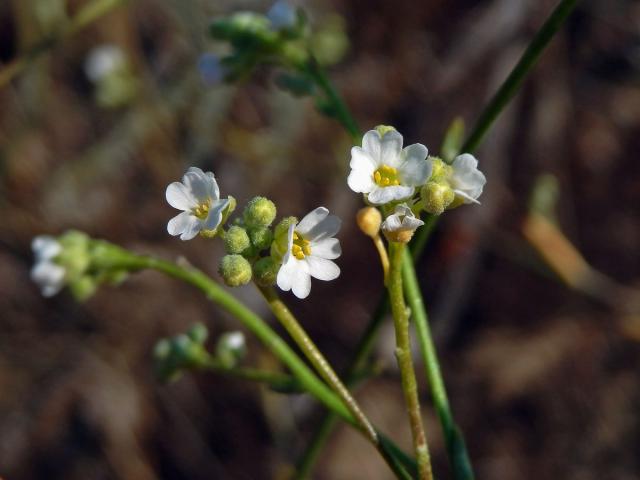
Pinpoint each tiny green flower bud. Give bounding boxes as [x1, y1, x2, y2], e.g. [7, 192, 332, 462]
[428, 156, 452, 183]
[249, 226, 273, 251]
[69, 275, 98, 302]
[187, 323, 209, 344]
[253, 256, 280, 286]
[421, 182, 455, 216]
[154, 339, 171, 360]
[216, 331, 247, 368]
[218, 254, 252, 287]
[244, 196, 277, 228]
[356, 207, 382, 238]
[375, 125, 396, 137]
[224, 226, 251, 254]
[271, 216, 297, 260]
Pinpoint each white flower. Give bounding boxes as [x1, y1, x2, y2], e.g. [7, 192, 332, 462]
[85, 45, 125, 82]
[267, 1, 297, 29]
[449, 154, 486, 204]
[276, 207, 341, 299]
[31, 236, 66, 297]
[348, 128, 431, 205]
[166, 167, 230, 241]
[381, 204, 424, 243]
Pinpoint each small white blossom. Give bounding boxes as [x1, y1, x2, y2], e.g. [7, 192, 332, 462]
[31, 236, 66, 297]
[449, 154, 486, 204]
[267, 1, 297, 29]
[348, 128, 431, 205]
[381, 204, 424, 243]
[166, 167, 230, 241]
[225, 331, 246, 350]
[85, 45, 125, 82]
[276, 207, 341, 299]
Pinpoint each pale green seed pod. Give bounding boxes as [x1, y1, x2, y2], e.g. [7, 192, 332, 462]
[224, 225, 251, 254]
[218, 254, 252, 287]
[253, 256, 280, 286]
[421, 182, 455, 216]
[249, 226, 273, 251]
[243, 196, 277, 228]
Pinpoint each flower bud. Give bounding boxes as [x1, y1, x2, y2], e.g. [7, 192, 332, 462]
[218, 254, 252, 287]
[271, 216, 297, 260]
[356, 207, 382, 238]
[224, 225, 251, 254]
[253, 256, 280, 286]
[428, 156, 452, 183]
[381, 204, 424, 244]
[69, 275, 98, 302]
[420, 182, 454, 216]
[375, 125, 396, 137]
[187, 323, 209, 344]
[244, 196, 277, 228]
[249, 226, 274, 251]
[216, 331, 247, 368]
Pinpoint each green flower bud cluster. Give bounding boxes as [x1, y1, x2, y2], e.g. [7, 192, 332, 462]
[153, 324, 210, 382]
[420, 157, 455, 215]
[219, 196, 279, 287]
[215, 331, 247, 368]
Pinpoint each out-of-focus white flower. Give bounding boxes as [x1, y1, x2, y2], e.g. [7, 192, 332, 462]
[347, 128, 431, 205]
[267, 0, 297, 29]
[276, 207, 341, 299]
[166, 167, 230, 241]
[31, 236, 66, 297]
[381, 204, 424, 243]
[85, 45, 125, 82]
[449, 154, 486, 204]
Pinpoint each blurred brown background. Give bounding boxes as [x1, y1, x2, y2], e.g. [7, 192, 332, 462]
[1, 0, 640, 479]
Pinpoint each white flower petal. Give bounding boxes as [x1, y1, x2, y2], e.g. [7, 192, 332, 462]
[347, 169, 375, 193]
[205, 171, 220, 199]
[166, 182, 197, 210]
[367, 185, 414, 205]
[31, 262, 65, 296]
[32, 236, 61, 261]
[183, 168, 214, 203]
[361, 130, 382, 161]
[306, 256, 340, 281]
[453, 189, 481, 205]
[276, 256, 296, 292]
[204, 198, 229, 230]
[402, 216, 425, 230]
[310, 237, 341, 260]
[380, 130, 404, 167]
[399, 144, 431, 186]
[167, 211, 193, 236]
[291, 265, 311, 299]
[304, 214, 341, 241]
[381, 215, 402, 232]
[350, 146, 377, 172]
[450, 154, 486, 203]
[179, 216, 203, 241]
[296, 207, 329, 235]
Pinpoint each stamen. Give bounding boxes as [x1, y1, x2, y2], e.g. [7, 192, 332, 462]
[373, 164, 401, 187]
[291, 230, 311, 260]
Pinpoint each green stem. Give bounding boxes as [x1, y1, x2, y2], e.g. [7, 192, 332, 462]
[402, 250, 474, 480]
[306, 57, 361, 141]
[0, 0, 128, 89]
[257, 285, 377, 441]
[460, 0, 580, 153]
[201, 358, 303, 392]
[389, 243, 433, 480]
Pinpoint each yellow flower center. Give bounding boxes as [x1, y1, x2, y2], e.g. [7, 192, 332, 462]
[193, 199, 212, 219]
[373, 164, 401, 187]
[291, 231, 312, 260]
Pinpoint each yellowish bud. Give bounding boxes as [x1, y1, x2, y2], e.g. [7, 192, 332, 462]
[421, 182, 455, 216]
[356, 207, 382, 238]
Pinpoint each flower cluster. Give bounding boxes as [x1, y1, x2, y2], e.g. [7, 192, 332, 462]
[348, 126, 486, 242]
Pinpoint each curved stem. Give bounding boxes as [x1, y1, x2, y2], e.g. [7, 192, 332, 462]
[402, 250, 474, 480]
[388, 243, 433, 480]
[201, 358, 303, 393]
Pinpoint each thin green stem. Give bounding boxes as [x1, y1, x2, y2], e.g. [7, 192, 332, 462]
[389, 242, 433, 480]
[201, 358, 303, 392]
[0, 0, 128, 88]
[460, 0, 580, 153]
[306, 57, 361, 141]
[257, 285, 377, 441]
[402, 250, 474, 480]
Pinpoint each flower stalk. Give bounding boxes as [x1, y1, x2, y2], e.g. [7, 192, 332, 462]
[388, 242, 433, 480]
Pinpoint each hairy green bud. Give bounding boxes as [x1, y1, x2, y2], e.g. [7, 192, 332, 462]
[271, 216, 297, 260]
[249, 226, 273, 251]
[218, 254, 252, 287]
[187, 323, 209, 344]
[429, 156, 453, 183]
[375, 125, 396, 137]
[224, 226, 251, 254]
[421, 182, 455, 216]
[253, 256, 280, 286]
[244, 196, 277, 228]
